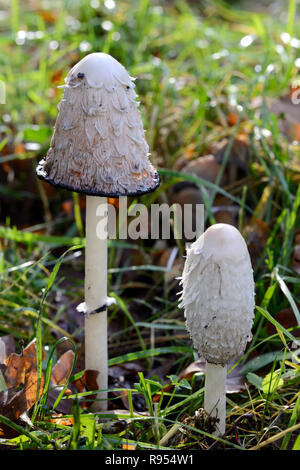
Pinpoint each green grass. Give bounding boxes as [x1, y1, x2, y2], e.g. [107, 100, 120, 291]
[0, 0, 299, 451]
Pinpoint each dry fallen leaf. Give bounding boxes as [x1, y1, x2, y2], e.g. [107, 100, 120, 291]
[182, 154, 225, 185]
[51, 350, 75, 386]
[72, 369, 99, 409]
[266, 307, 300, 338]
[212, 136, 250, 184]
[0, 340, 45, 434]
[0, 370, 44, 422]
[45, 349, 77, 414]
[4, 339, 44, 389]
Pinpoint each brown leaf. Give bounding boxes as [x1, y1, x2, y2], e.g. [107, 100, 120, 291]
[213, 136, 250, 171]
[0, 340, 45, 436]
[170, 187, 203, 213]
[0, 369, 44, 422]
[4, 339, 44, 389]
[83, 369, 99, 391]
[73, 369, 99, 408]
[51, 350, 75, 386]
[46, 384, 74, 414]
[266, 307, 300, 337]
[182, 154, 225, 185]
[4, 354, 25, 388]
[178, 357, 207, 381]
[45, 350, 77, 414]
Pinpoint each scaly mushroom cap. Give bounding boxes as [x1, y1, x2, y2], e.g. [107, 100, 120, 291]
[36, 53, 160, 197]
[179, 223, 255, 365]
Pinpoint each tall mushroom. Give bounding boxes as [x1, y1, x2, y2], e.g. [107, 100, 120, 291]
[36, 52, 160, 410]
[179, 223, 255, 435]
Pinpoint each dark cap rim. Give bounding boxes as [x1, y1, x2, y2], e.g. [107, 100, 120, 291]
[36, 159, 160, 198]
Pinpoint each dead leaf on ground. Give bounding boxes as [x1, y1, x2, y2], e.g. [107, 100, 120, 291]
[3, 339, 45, 389]
[182, 154, 226, 185]
[266, 307, 300, 338]
[0, 370, 44, 422]
[173, 144, 196, 171]
[45, 349, 76, 414]
[51, 350, 75, 386]
[46, 386, 74, 414]
[0, 340, 45, 434]
[212, 136, 250, 184]
[73, 369, 99, 409]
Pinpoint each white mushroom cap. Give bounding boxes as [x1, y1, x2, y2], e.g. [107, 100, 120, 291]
[66, 52, 132, 89]
[36, 53, 159, 196]
[179, 223, 255, 365]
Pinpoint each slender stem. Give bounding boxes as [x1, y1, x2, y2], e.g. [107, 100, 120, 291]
[84, 195, 108, 411]
[204, 362, 227, 436]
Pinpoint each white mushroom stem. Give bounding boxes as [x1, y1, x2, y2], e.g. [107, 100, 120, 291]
[204, 362, 227, 436]
[84, 195, 108, 411]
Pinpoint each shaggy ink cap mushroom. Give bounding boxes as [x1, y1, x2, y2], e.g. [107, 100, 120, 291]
[179, 223, 255, 366]
[36, 52, 160, 197]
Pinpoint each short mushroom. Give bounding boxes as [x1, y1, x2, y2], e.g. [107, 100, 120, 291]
[179, 223, 255, 435]
[36, 52, 160, 410]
